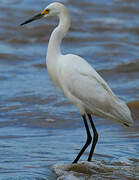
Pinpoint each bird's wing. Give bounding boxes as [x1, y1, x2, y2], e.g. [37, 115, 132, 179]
[58, 54, 133, 126]
[59, 54, 115, 97]
[58, 54, 116, 113]
[77, 70, 115, 97]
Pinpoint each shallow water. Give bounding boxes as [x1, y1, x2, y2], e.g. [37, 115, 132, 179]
[0, 0, 139, 179]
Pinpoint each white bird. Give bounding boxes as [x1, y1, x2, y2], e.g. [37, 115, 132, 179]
[21, 2, 133, 163]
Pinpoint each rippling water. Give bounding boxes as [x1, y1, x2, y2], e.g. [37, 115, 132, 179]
[0, 0, 139, 179]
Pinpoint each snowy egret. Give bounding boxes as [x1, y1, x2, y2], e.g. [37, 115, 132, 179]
[21, 2, 133, 163]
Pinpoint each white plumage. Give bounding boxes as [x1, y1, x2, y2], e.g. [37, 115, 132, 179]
[21, 2, 133, 163]
[54, 54, 133, 126]
[45, 2, 133, 127]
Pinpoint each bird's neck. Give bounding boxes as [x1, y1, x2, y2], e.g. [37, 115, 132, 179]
[47, 9, 71, 57]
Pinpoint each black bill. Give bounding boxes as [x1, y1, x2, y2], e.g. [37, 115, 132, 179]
[20, 13, 44, 26]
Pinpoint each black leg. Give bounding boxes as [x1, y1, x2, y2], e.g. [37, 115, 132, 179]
[72, 114, 92, 163]
[87, 114, 98, 162]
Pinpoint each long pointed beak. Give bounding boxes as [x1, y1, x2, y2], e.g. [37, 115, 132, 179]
[20, 13, 44, 26]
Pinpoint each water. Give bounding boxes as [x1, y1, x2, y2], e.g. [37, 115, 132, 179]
[0, 0, 139, 179]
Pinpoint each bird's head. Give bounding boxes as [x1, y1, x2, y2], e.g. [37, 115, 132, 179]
[20, 2, 66, 26]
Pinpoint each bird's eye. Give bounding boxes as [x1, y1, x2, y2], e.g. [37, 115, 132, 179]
[41, 9, 50, 15]
[45, 9, 50, 14]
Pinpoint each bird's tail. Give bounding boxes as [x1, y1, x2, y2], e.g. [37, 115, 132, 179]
[109, 96, 134, 127]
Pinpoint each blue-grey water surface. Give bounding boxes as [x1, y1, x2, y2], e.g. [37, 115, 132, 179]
[0, 0, 139, 179]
